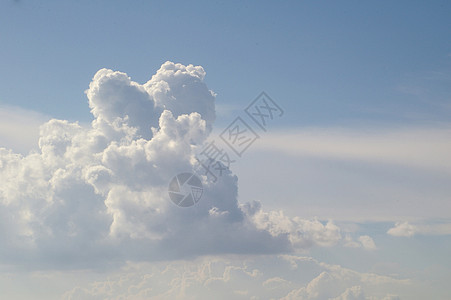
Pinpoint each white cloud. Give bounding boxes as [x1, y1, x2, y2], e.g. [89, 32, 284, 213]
[358, 235, 376, 250]
[343, 234, 361, 248]
[329, 286, 365, 300]
[4, 62, 436, 299]
[250, 208, 342, 248]
[387, 221, 451, 237]
[254, 127, 451, 174]
[343, 234, 377, 250]
[231, 125, 451, 223]
[387, 222, 417, 237]
[0, 62, 347, 269]
[60, 255, 408, 300]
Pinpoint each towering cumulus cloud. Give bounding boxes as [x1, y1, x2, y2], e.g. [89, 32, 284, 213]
[0, 62, 340, 269]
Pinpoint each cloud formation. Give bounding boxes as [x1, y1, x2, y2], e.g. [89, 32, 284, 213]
[343, 234, 377, 250]
[387, 222, 417, 237]
[387, 221, 451, 237]
[62, 255, 408, 300]
[0, 62, 343, 269]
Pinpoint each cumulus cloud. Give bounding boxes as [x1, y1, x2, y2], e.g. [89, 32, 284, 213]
[250, 208, 342, 248]
[358, 235, 376, 250]
[279, 256, 408, 300]
[0, 62, 344, 269]
[343, 234, 377, 250]
[387, 222, 417, 237]
[62, 255, 408, 300]
[387, 221, 451, 237]
[329, 286, 365, 300]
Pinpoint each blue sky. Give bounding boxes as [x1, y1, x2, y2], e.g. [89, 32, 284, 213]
[0, 1, 451, 299]
[2, 0, 451, 126]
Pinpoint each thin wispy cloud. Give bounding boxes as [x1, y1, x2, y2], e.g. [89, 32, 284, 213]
[254, 128, 451, 173]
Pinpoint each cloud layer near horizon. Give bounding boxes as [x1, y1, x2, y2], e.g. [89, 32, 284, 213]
[0, 62, 343, 269]
[61, 255, 407, 300]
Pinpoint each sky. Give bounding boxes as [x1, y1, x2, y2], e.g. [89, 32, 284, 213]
[0, 1, 451, 299]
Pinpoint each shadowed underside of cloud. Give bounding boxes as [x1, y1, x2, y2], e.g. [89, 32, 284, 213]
[0, 62, 343, 269]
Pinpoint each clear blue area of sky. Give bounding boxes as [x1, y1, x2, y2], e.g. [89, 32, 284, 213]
[1, 0, 450, 127]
